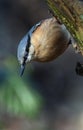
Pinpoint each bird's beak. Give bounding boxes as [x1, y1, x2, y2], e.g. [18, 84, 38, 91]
[20, 64, 25, 76]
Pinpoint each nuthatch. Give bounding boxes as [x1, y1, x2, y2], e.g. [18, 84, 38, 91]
[17, 17, 71, 76]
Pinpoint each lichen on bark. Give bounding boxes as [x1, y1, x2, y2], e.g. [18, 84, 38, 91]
[46, 0, 83, 54]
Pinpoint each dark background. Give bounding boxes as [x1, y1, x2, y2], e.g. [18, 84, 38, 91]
[0, 0, 83, 130]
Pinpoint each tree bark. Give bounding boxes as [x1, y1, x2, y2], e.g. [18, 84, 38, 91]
[46, 0, 83, 54]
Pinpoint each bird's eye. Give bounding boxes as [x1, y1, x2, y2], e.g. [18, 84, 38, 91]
[22, 53, 27, 65]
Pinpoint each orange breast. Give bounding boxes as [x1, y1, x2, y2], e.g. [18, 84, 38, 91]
[31, 17, 70, 62]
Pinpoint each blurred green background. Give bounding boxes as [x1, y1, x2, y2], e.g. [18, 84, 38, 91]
[0, 0, 83, 130]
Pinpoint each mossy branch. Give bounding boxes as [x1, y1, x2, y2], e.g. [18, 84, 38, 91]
[46, 0, 83, 55]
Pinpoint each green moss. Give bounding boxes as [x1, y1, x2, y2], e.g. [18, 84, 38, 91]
[46, 0, 83, 53]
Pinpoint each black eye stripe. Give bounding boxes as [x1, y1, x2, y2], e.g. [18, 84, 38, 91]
[22, 21, 42, 65]
[25, 21, 42, 55]
[26, 34, 31, 53]
[22, 56, 27, 66]
[22, 34, 31, 65]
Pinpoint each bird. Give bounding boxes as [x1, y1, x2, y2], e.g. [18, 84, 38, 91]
[17, 17, 71, 76]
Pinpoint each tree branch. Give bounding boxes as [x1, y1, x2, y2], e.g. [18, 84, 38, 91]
[46, 0, 83, 54]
